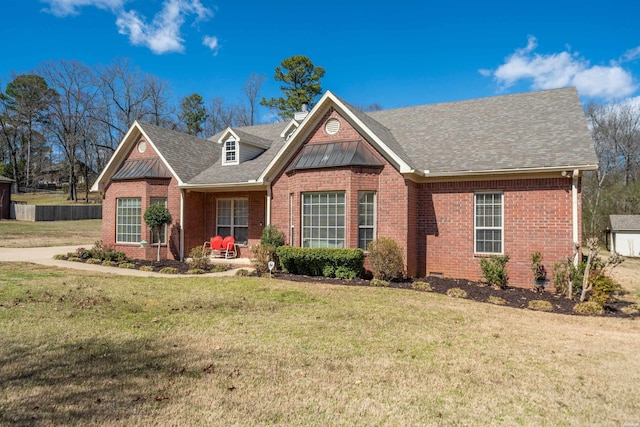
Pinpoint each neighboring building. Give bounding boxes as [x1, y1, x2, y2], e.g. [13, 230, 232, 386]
[609, 215, 640, 257]
[0, 175, 12, 220]
[91, 87, 597, 286]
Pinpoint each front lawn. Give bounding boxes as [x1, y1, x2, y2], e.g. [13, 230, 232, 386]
[0, 219, 102, 247]
[1, 263, 638, 425]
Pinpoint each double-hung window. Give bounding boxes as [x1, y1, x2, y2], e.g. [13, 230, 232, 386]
[302, 192, 345, 248]
[474, 192, 503, 254]
[150, 197, 168, 244]
[217, 199, 248, 244]
[358, 191, 376, 250]
[116, 197, 141, 243]
[224, 139, 237, 164]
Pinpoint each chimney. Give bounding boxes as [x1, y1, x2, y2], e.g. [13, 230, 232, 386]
[294, 102, 310, 122]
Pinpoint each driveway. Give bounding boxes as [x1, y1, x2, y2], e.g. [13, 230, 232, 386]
[0, 245, 252, 277]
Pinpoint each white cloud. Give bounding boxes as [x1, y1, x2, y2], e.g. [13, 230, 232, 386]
[41, 0, 124, 16]
[43, 0, 216, 55]
[484, 36, 638, 101]
[621, 46, 640, 63]
[202, 35, 219, 53]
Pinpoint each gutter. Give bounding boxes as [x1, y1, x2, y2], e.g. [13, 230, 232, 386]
[178, 181, 269, 191]
[416, 164, 598, 178]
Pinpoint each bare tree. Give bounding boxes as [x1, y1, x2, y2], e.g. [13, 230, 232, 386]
[243, 72, 265, 126]
[205, 97, 237, 136]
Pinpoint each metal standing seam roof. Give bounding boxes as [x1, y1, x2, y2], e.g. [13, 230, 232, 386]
[288, 140, 384, 171]
[610, 215, 640, 231]
[112, 158, 171, 180]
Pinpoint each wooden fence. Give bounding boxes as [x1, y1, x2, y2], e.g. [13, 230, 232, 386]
[11, 204, 102, 221]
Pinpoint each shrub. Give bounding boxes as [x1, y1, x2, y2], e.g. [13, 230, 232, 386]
[322, 265, 335, 278]
[528, 300, 553, 312]
[487, 296, 507, 305]
[211, 265, 229, 273]
[446, 288, 467, 298]
[139, 265, 154, 272]
[276, 246, 364, 278]
[589, 273, 622, 305]
[334, 266, 357, 279]
[159, 267, 178, 274]
[102, 260, 116, 267]
[251, 243, 277, 273]
[412, 281, 432, 291]
[86, 258, 102, 264]
[235, 269, 250, 277]
[118, 262, 136, 269]
[479, 255, 510, 289]
[260, 225, 285, 247]
[620, 304, 640, 316]
[76, 247, 92, 260]
[370, 279, 389, 287]
[188, 246, 209, 270]
[187, 268, 205, 275]
[67, 256, 81, 262]
[53, 254, 68, 260]
[573, 301, 604, 316]
[366, 237, 405, 280]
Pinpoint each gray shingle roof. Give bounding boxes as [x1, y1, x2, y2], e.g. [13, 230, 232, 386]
[367, 86, 596, 173]
[138, 87, 596, 187]
[610, 215, 640, 231]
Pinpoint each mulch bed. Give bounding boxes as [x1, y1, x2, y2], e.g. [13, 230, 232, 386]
[272, 272, 638, 318]
[68, 256, 638, 318]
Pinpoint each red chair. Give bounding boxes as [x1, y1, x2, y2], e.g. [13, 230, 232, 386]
[203, 235, 224, 257]
[221, 236, 236, 259]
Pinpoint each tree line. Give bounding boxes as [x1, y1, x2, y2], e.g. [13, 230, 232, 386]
[0, 55, 326, 201]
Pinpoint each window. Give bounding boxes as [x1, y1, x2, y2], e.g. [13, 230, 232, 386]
[150, 197, 167, 244]
[224, 139, 237, 164]
[217, 199, 248, 244]
[302, 192, 345, 248]
[116, 197, 141, 243]
[358, 191, 376, 250]
[475, 192, 503, 254]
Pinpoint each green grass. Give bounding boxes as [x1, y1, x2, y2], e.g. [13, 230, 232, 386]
[1, 263, 639, 426]
[0, 219, 102, 247]
[12, 191, 101, 205]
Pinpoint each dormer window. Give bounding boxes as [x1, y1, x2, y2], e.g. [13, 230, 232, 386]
[224, 138, 238, 165]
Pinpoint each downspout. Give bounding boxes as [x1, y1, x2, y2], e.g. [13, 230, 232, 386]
[180, 189, 185, 261]
[266, 185, 272, 226]
[572, 169, 580, 266]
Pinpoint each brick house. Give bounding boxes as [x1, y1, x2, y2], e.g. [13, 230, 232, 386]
[91, 87, 597, 286]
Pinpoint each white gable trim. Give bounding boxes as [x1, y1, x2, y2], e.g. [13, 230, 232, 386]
[217, 128, 239, 145]
[258, 91, 414, 183]
[89, 121, 183, 193]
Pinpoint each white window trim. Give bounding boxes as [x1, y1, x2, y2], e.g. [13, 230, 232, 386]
[474, 192, 504, 255]
[301, 191, 346, 249]
[222, 138, 239, 165]
[216, 198, 249, 244]
[358, 191, 376, 251]
[116, 197, 141, 244]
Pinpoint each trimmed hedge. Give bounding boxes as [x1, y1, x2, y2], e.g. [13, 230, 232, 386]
[276, 246, 364, 278]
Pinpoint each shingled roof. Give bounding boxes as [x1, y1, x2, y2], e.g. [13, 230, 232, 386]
[95, 87, 597, 192]
[610, 215, 640, 231]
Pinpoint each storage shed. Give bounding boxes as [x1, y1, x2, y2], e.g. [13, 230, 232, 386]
[0, 175, 12, 220]
[609, 215, 640, 257]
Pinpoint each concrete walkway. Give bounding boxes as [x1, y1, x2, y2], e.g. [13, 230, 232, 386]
[0, 245, 253, 278]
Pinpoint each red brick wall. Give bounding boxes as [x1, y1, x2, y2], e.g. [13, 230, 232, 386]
[422, 177, 577, 287]
[270, 109, 412, 273]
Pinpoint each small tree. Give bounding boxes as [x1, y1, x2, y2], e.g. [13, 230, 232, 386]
[143, 204, 172, 261]
[367, 237, 405, 280]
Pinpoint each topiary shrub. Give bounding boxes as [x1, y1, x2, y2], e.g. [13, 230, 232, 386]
[528, 300, 553, 312]
[446, 288, 467, 298]
[188, 246, 209, 270]
[573, 301, 604, 316]
[276, 247, 364, 278]
[479, 255, 510, 289]
[366, 237, 404, 280]
[159, 267, 178, 274]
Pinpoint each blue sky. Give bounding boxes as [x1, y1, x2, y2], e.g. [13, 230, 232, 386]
[2, 0, 640, 121]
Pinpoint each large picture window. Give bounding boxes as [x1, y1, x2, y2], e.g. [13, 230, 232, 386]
[150, 197, 168, 244]
[217, 199, 248, 244]
[302, 192, 345, 248]
[358, 191, 376, 250]
[116, 197, 141, 243]
[475, 192, 503, 254]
